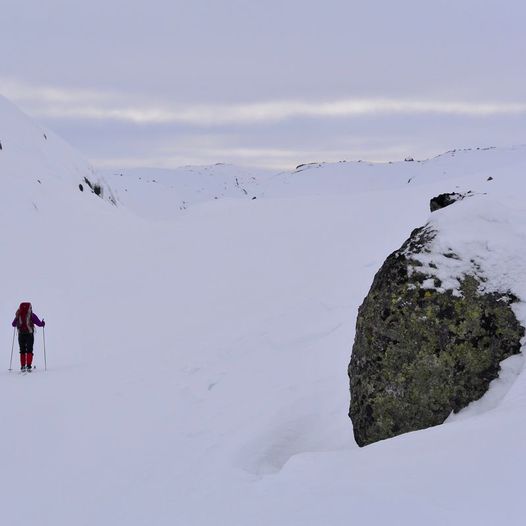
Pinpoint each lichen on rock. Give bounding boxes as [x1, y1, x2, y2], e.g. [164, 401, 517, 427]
[348, 225, 524, 447]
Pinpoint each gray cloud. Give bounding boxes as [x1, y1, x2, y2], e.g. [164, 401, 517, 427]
[1, 0, 525, 169]
[43, 110, 526, 171]
[4, 77, 526, 126]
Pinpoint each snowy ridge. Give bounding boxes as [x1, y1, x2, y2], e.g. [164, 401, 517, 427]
[105, 144, 526, 218]
[2, 93, 526, 525]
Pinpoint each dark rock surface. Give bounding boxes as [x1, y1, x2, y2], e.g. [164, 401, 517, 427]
[348, 226, 524, 447]
[430, 192, 472, 212]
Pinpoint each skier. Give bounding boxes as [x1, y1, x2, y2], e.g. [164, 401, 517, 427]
[12, 302, 45, 372]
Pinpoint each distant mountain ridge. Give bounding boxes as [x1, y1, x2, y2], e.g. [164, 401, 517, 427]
[103, 144, 526, 219]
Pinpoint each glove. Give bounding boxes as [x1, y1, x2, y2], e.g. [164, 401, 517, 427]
[42, 319, 46, 327]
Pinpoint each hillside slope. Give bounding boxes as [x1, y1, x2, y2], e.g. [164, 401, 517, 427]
[1, 95, 526, 525]
[102, 164, 269, 219]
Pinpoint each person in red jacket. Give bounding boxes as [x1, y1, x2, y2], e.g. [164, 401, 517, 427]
[12, 302, 45, 371]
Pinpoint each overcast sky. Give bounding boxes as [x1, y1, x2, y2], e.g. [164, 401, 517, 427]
[1, 0, 525, 170]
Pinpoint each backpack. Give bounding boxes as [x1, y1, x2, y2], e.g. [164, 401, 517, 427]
[17, 302, 34, 334]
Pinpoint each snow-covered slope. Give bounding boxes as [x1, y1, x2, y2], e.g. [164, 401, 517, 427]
[0, 94, 114, 208]
[104, 145, 526, 219]
[2, 94, 526, 525]
[103, 164, 269, 219]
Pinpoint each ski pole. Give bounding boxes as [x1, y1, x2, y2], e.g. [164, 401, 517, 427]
[9, 327, 15, 371]
[43, 326, 47, 371]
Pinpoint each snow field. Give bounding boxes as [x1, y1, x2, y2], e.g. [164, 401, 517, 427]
[3, 94, 526, 524]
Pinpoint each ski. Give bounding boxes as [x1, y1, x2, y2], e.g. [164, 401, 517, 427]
[18, 366, 36, 375]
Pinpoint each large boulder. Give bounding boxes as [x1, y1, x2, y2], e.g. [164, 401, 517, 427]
[348, 226, 524, 447]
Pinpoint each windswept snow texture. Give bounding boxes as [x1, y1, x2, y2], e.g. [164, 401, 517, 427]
[2, 98, 526, 525]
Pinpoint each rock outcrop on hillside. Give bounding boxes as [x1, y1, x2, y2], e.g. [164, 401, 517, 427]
[429, 191, 472, 212]
[348, 225, 524, 447]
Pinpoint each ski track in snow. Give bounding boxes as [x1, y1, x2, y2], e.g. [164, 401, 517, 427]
[3, 95, 526, 524]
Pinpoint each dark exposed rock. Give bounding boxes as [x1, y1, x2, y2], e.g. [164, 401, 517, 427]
[295, 162, 320, 171]
[82, 176, 117, 205]
[430, 192, 472, 212]
[348, 226, 524, 447]
[83, 176, 102, 197]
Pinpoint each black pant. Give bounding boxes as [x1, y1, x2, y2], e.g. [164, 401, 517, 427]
[18, 333, 34, 354]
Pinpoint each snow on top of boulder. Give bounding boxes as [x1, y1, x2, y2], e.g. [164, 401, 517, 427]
[412, 194, 526, 297]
